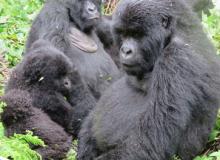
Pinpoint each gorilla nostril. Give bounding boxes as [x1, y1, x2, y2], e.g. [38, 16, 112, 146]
[87, 2, 96, 13]
[121, 47, 133, 55]
[88, 7, 95, 12]
[126, 49, 132, 55]
[64, 78, 71, 88]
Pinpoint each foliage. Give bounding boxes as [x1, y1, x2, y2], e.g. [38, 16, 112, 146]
[64, 141, 77, 160]
[194, 151, 220, 160]
[0, 53, 9, 95]
[103, 0, 119, 15]
[0, 0, 44, 66]
[0, 131, 45, 160]
[202, 8, 220, 55]
[209, 112, 220, 142]
[0, 101, 45, 160]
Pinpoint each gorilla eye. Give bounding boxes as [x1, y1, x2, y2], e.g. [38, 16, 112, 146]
[114, 28, 123, 35]
[129, 30, 144, 39]
[162, 16, 171, 29]
[132, 32, 141, 38]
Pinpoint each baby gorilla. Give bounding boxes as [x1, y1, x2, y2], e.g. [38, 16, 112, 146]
[77, 0, 220, 160]
[5, 40, 96, 138]
[1, 89, 72, 160]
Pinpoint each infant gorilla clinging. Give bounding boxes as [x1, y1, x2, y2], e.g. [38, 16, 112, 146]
[2, 40, 96, 159]
[5, 40, 96, 138]
[77, 0, 220, 160]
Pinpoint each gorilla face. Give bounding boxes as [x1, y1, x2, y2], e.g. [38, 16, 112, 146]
[21, 45, 82, 97]
[67, 0, 101, 32]
[113, 1, 175, 78]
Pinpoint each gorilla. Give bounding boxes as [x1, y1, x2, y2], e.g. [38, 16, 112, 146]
[185, 0, 214, 18]
[1, 90, 72, 159]
[95, 0, 216, 69]
[77, 0, 220, 160]
[96, 15, 121, 68]
[25, 0, 120, 100]
[175, 0, 219, 68]
[5, 40, 96, 138]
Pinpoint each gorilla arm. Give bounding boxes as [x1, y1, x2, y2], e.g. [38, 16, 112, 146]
[67, 80, 96, 138]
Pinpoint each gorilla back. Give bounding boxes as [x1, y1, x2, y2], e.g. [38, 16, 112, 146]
[25, 0, 120, 99]
[77, 0, 220, 159]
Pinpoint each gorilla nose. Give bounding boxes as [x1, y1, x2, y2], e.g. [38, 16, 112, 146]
[87, 2, 97, 14]
[120, 46, 134, 59]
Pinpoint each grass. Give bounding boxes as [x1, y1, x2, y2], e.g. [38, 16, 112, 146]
[0, 0, 220, 159]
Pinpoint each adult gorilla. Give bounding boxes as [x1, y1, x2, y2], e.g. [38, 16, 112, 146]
[77, 0, 220, 159]
[25, 0, 120, 99]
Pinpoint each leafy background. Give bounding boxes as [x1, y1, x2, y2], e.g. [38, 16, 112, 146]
[0, 0, 220, 159]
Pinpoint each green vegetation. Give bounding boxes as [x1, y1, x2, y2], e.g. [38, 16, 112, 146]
[0, 1, 45, 159]
[0, 0, 220, 159]
[203, 8, 220, 55]
[0, 102, 44, 160]
[0, 130, 45, 160]
[0, 0, 43, 66]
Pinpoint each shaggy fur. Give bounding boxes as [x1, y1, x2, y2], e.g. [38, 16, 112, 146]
[1, 90, 72, 160]
[25, 0, 120, 100]
[95, 0, 216, 68]
[77, 0, 220, 159]
[6, 40, 96, 138]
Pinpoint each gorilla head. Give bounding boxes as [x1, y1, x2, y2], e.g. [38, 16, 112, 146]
[113, 0, 175, 78]
[65, 0, 101, 32]
[6, 39, 96, 137]
[7, 39, 78, 97]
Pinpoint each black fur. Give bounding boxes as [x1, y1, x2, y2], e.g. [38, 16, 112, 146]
[1, 89, 72, 160]
[5, 40, 96, 138]
[25, 0, 120, 100]
[95, 0, 216, 68]
[96, 16, 121, 68]
[77, 0, 220, 159]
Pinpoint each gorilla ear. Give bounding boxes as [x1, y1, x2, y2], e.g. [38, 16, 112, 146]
[161, 16, 173, 29]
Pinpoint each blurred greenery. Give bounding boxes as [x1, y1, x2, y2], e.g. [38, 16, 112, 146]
[0, 0, 220, 160]
[0, 0, 44, 66]
[203, 8, 220, 55]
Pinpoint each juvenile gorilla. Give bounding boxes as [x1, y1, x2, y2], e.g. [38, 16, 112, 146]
[77, 0, 220, 159]
[6, 40, 96, 138]
[1, 90, 72, 159]
[95, 0, 216, 68]
[25, 0, 120, 100]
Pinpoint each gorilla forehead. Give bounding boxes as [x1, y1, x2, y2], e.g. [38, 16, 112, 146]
[113, 0, 175, 26]
[62, 0, 101, 5]
[23, 47, 73, 77]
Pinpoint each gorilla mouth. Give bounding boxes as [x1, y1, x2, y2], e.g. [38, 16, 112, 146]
[122, 63, 140, 73]
[122, 63, 135, 68]
[88, 16, 99, 20]
[122, 62, 139, 68]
